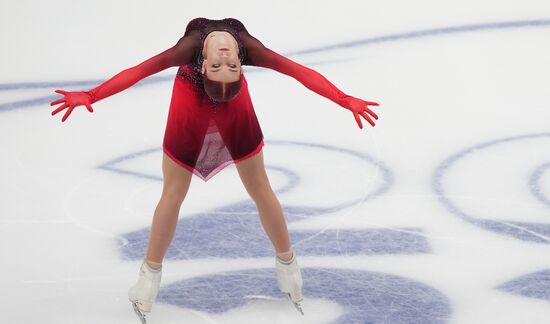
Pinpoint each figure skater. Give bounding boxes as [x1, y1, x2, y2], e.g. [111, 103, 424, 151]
[50, 17, 380, 322]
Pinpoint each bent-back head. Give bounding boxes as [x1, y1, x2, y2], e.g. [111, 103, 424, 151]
[201, 31, 243, 102]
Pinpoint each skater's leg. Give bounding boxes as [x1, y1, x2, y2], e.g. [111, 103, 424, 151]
[235, 149, 291, 254]
[128, 153, 193, 320]
[236, 149, 304, 312]
[145, 152, 193, 264]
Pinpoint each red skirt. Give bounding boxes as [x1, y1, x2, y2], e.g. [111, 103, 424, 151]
[162, 65, 264, 182]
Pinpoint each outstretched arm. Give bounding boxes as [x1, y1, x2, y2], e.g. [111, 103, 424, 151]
[85, 35, 197, 103]
[50, 33, 198, 122]
[243, 33, 380, 128]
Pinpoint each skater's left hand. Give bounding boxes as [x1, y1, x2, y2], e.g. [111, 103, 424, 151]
[340, 96, 380, 129]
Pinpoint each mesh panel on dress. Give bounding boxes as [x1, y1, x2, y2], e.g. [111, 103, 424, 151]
[194, 120, 234, 180]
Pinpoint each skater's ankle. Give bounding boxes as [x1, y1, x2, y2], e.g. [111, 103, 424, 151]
[276, 248, 294, 264]
[145, 259, 162, 271]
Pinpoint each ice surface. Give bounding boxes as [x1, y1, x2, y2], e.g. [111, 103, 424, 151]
[2, 1, 550, 323]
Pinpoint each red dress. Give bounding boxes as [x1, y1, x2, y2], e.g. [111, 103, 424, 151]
[162, 18, 265, 181]
[84, 17, 351, 182]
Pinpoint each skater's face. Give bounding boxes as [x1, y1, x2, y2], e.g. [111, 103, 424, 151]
[201, 31, 242, 83]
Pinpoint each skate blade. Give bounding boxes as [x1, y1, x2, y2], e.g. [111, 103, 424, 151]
[286, 293, 304, 315]
[131, 301, 148, 324]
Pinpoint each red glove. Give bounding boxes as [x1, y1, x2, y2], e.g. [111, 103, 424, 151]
[340, 96, 380, 129]
[50, 90, 94, 122]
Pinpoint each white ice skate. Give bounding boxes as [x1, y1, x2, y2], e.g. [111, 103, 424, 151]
[128, 261, 162, 324]
[275, 250, 304, 315]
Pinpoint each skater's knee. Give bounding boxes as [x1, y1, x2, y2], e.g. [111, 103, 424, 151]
[160, 186, 188, 206]
[248, 184, 276, 204]
[160, 175, 191, 206]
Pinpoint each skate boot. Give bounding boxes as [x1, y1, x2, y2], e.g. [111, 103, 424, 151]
[128, 261, 162, 324]
[275, 248, 304, 315]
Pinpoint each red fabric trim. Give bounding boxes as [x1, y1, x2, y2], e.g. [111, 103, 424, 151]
[234, 139, 264, 163]
[162, 145, 208, 181]
[162, 139, 265, 182]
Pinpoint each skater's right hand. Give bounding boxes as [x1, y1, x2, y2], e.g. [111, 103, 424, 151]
[50, 89, 94, 122]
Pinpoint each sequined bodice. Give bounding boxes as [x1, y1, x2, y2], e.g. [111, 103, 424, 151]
[185, 17, 248, 65]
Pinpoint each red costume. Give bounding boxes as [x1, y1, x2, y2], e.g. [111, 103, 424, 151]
[51, 18, 379, 181]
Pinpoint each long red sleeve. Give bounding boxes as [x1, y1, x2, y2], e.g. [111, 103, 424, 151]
[86, 33, 199, 103]
[242, 32, 349, 107]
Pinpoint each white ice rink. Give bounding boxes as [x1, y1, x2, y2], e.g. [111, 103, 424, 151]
[2, 1, 550, 323]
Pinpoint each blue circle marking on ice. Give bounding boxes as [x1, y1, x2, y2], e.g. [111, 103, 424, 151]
[109, 140, 429, 261]
[434, 135, 550, 302]
[285, 19, 550, 56]
[3, 19, 550, 112]
[497, 269, 550, 303]
[158, 267, 452, 324]
[433, 133, 550, 243]
[529, 161, 550, 209]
